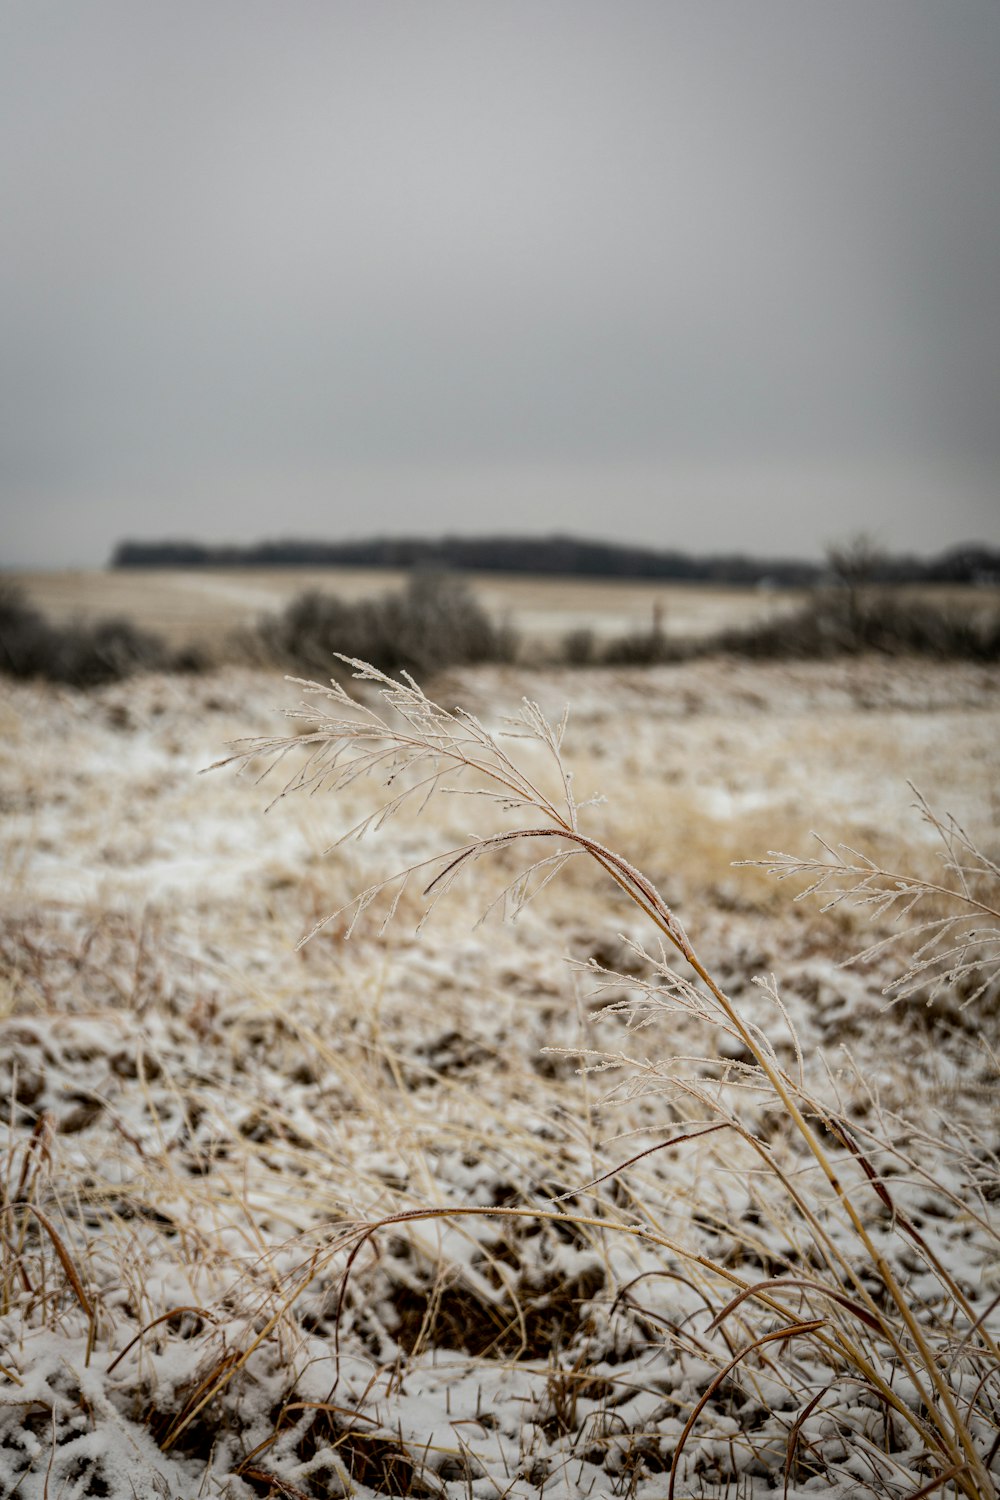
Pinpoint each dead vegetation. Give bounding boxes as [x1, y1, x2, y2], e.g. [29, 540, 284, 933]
[0, 659, 998, 1497]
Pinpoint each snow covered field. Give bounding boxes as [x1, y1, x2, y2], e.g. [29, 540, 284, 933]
[1, 658, 998, 1498]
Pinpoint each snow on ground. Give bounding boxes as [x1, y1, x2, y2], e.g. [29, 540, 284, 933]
[1, 659, 998, 1498]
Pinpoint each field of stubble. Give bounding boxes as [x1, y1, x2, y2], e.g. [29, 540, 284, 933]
[1, 636, 998, 1497]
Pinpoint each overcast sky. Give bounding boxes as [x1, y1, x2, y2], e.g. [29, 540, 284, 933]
[2, 2, 998, 567]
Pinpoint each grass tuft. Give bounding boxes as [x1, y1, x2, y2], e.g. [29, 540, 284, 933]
[2, 655, 997, 1497]
[218, 656, 1000, 1498]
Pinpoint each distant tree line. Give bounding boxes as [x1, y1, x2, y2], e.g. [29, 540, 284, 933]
[110, 534, 1000, 586]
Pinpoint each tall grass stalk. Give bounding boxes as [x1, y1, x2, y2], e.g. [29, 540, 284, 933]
[220, 657, 1000, 1497]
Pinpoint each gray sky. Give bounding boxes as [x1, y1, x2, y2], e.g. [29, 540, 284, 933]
[2, 1, 998, 567]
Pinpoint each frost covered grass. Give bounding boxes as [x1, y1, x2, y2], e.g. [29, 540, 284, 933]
[0, 658, 998, 1497]
[214, 660, 1000, 1499]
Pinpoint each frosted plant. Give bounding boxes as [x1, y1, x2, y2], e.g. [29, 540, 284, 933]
[217, 658, 1000, 1499]
[746, 784, 1000, 1009]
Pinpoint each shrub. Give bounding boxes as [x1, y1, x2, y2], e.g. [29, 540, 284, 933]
[0, 583, 50, 677]
[0, 580, 174, 686]
[561, 625, 598, 665]
[257, 571, 518, 677]
[601, 626, 689, 665]
[219, 659, 1000, 1498]
[48, 616, 170, 687]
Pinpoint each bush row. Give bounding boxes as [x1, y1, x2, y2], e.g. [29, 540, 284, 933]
[711, 590, 1000, 662]
[3, 577, 997, 689]
[566, 590, 1000, 666]
[0, 586, 200, 688]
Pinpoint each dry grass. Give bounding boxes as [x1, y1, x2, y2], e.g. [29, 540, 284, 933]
[209, 658, 1000, 1498]
[0, 658, 998, 1497]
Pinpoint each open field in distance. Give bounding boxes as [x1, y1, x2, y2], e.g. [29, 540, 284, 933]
[13, 566, 998, 658]
[11, 566, 816, 650]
